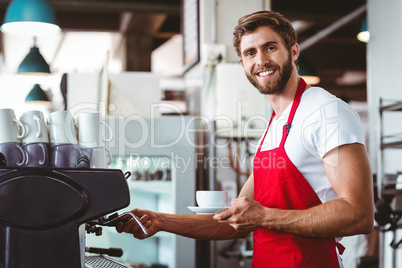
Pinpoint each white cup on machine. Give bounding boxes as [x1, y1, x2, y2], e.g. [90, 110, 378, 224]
[77, 112, 113, 148]
[0, 108, 26, 143]
[19, 110, 50, 167]
[47, 110, 78, 144]
[89, 147, 112, 168]
[20, 110, 49, 143]
[196, 191, 228, 208]
[0, 108, 27, 166]
[77, 112, 113, 168]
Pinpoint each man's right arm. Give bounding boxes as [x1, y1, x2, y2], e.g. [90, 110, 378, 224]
[115, 173, 255, 241]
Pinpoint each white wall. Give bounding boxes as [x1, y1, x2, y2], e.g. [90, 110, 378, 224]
[367, 0, 402, 267]
[367, 0, 402, 173]
[67, 72, 161, 118]
[200, 0, 271, 63]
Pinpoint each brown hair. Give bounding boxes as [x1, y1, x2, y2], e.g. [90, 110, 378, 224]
[233, 10, 297, 58]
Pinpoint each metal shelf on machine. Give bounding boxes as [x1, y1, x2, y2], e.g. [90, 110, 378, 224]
[380, 100, 402, 112]
[381, 139, 402, 149]
[379, 99, 402, 149]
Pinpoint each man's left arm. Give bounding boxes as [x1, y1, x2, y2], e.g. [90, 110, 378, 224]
[317, 143, 374, 237]
[215, 143, 374, 238]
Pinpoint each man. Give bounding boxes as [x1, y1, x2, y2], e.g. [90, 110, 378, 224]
[116, 10, 374, 267]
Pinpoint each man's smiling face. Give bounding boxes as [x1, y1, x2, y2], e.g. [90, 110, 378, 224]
[239, 25, 296, 95]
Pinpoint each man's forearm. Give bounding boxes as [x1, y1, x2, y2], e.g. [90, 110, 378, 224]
[264, 198, 374, 238]
[157, 212, 249, 240]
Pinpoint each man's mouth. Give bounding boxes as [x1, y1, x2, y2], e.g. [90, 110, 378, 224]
[257, 69, 275, 77]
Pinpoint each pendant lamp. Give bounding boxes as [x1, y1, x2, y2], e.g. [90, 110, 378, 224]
[25, 83, 52, 109]
[1, 0, 60, 36]
[357, 17, 369, 43]
[298, 53, 320, 85]
[18, 37, 51, 75]
[26, 83, 49, 102]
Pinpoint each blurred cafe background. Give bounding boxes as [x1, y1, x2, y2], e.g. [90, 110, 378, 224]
[0, 0, 402, 267]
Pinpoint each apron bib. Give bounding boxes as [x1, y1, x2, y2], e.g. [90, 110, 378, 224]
[252, 78, 342, 267]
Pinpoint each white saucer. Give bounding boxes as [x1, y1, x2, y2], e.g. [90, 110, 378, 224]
[187, 206, 229, 215]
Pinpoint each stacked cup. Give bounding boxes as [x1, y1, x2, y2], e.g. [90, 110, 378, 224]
[77, 112, 113, 168]
[0, 108, 27, 167]
[47, 110, 78, 145]
[0, 108, 112, 169]
[47, 110, 92, 168]
[20, 110, 49, 167]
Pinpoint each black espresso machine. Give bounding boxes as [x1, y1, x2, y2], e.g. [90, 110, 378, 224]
[0, 167, 132, 268]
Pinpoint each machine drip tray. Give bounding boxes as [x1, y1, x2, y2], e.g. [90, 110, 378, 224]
[85, 255, 131, 268]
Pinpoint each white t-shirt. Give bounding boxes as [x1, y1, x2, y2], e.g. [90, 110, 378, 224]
[258, 86, 365, 204]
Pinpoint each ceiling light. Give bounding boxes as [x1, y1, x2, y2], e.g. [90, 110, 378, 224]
[18, 37, 51, 75]
[357, 17, 369, 43]
[1, 0, 60, 36]
[25, 83, 52, 109]
[298, 53, 320, 85]
[26, 83, 49, 102]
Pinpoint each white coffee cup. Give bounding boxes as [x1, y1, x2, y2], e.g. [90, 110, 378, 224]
[47, 110, 78, 144]
[0, 108, 26, 143]
[196, 191, 228, 208]
[90, 147, 112, 168]
[20, 110, 49, 143]
[77, 112, 113, 148]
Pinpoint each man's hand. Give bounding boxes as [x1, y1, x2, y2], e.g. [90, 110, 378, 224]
[115, 208, 161, 239]
[213, 197, 268, 232]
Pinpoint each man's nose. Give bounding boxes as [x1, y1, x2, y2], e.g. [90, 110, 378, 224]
[255, 51, 270, 66]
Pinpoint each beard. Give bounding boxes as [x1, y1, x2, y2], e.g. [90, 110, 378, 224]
[245, 53, 293, 95]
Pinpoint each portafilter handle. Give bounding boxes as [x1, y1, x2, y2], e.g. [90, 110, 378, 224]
[88, 212, 148, 236]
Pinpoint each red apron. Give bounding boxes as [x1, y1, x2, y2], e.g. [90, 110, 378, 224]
[252, 78, 342, 267]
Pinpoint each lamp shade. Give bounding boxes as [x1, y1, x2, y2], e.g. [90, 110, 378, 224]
[298, 53, 320, 85]
[25, 83, 49, 102]
[25, 83, 52, 110]
[18, 46, 51, 75]
[1, 0, 60, 35]
[357, 17, 369, 43]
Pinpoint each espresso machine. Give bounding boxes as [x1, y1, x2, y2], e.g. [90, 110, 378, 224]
[0, 166, 132, 268]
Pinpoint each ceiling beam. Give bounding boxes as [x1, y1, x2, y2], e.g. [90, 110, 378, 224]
[49, 1, 180, 15]
[299, 4, 367, 51]
[56, 12, 121, 31]
[119, 12, 133, 34]
[125, 13, 168, 35]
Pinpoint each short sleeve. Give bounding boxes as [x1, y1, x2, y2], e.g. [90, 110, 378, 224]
[302, 99, 365, 158]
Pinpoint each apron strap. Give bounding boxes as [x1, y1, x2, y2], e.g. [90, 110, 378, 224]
[279, 78, 307, 148]
[257, 78, 307, 152]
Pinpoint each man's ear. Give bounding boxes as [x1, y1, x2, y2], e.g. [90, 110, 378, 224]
[239, 58, 244, 67]
[292, 43, 299, 61]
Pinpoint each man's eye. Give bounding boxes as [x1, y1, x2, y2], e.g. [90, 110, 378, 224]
[246, 51, 255, 57]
